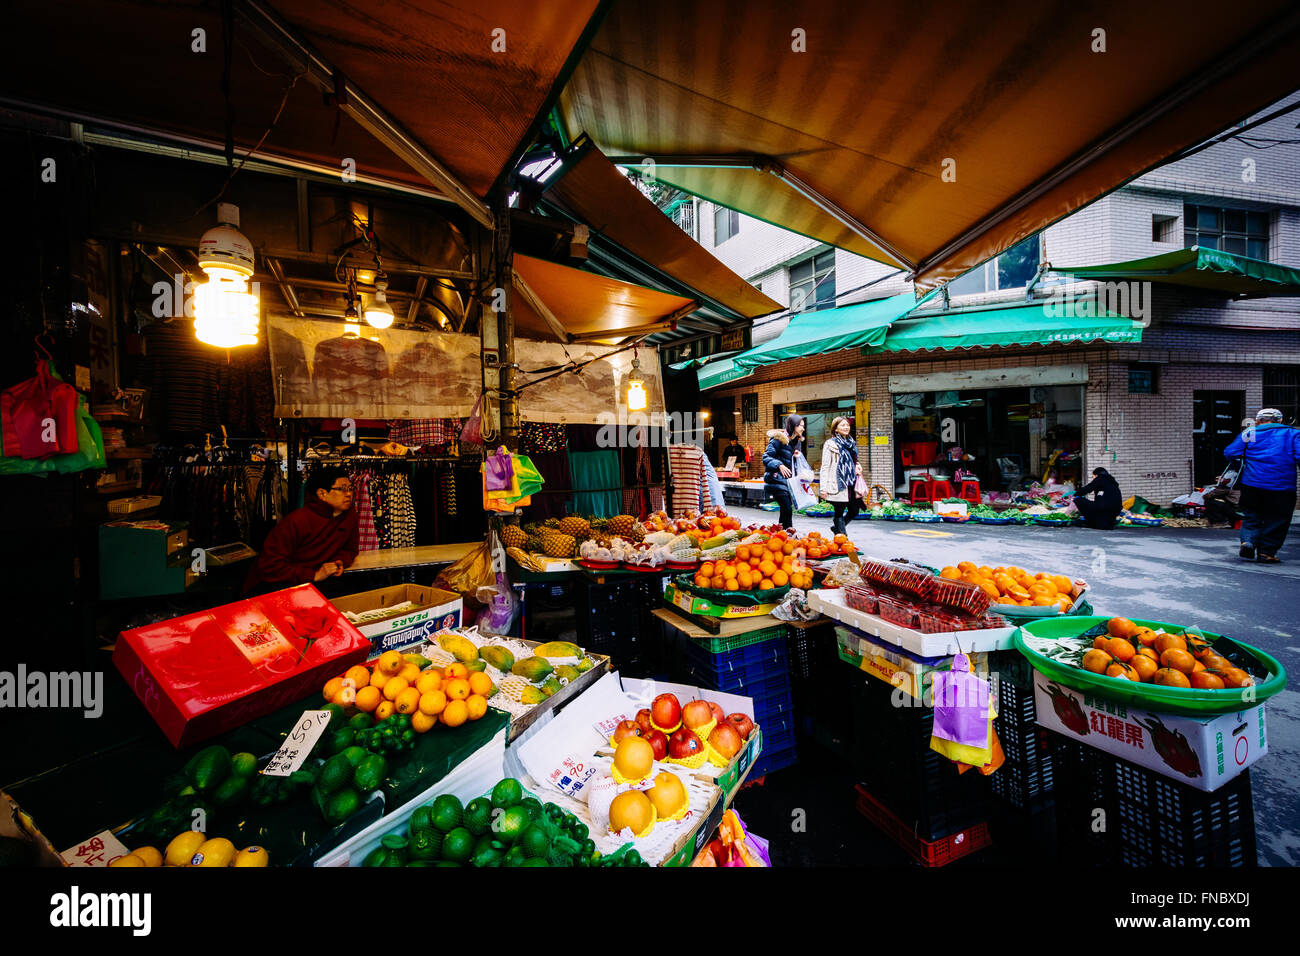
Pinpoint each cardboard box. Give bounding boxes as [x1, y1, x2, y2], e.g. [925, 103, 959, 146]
[836, 625, 989, 701]
[663, 583, 779, 619]
[330, 584, 462, 659]
[1033, 678, 1267, 792]
[112, 584, 371, 748]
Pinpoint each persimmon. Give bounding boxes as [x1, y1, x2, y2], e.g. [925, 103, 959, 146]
[1154, 633, 1188, 656]
[1106, 661, 1139, 681]
[1152, 668, 1191, 688]
[1107, 617, 1139, 640]
[1160, 648, 1197, 675]
[1129, 655, 1159, 682]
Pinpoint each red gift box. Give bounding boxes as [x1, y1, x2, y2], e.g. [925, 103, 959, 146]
[112, 584, 371, 748]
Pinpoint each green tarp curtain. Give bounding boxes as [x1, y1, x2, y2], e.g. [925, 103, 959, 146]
[1051, 246, 1300, 296]
[567, 450, 621, 517]
[868, 300, 1143, 354]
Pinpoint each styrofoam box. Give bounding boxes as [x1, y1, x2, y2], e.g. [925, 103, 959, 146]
[809, 587, 1016, 655]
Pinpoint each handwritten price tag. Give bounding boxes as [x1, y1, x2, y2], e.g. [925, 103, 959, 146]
[546, 755, 600, 798]
[62, 830, 131, 868]
[593, 714, 628, 740]
[262, 709, 332, 776]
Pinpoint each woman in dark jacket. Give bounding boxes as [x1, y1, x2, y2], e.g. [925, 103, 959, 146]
[1071, 467, 1123, 530]
[763, 415, 805, 529]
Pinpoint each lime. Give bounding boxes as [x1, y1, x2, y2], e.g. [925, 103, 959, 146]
[410, 806, 434, 832]
[431, 794, 463, 832]
[361, 846, 389, 867]
[494, 805, 531, 843]
[348, 713, 374, 730]
[408, 827, 442, 861]
[341, 746, 368, 768]
[353, 754, 388, 793]
[320, 702, 346, 724]
[517, 823, 551, 860]
[230, 752, 258, 777]
[463, 798, 493, 837]
[503, 845, 528, 867]
[316, 755, 354, 795]
[324, 787, 362, 824]
[440, 827, 475, 865]
[210, 774, 249, 807]
[325, 728, 355, 756]
[518, 797, 543, 820]
[491, 778, 524, 809]
[520, 857, 549, 867]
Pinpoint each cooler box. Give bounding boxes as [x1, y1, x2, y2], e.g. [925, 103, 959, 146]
[112, 584, 371, 748]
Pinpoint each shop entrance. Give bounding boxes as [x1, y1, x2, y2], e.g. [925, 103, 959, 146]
[1193, 390, 1245, 486]
[775, 397, 856, 469]
[891, 385, 1084, 495]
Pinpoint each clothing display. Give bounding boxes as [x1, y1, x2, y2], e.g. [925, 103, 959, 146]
[150, 457, 283, 548]
[388, 418, 460, 449]
[668, 444, 715, 515]
[520, 420, 566, 454]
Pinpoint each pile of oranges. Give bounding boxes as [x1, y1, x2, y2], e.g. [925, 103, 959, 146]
[794, 532, 857, 560]
[940, 561, 1075, 611]
[693, 533, 814, 592]
[322, 650, 495, 733]
[1079, 617, 1255, 690]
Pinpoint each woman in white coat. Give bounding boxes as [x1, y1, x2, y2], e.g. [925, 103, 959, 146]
[820, 416, 863, 534]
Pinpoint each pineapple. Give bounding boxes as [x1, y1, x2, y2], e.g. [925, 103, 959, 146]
[629, 524, 646, 543]
[608, 514, 636, 536]
[525, 535, 545, 554]
[590, 517, 610, 534]
[542, 518, 560, 529]
[543, 532, 576, 557]
[557, 516, 591, 540]
[500, 524, 528, 550]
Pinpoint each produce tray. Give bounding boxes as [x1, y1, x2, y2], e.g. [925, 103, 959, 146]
[689, 624, 787, 656]
[577, 559, 622, 570]
[809, 588, 1016, 656]
[1029, 516, 1077, 527]
[989, 585, 1088, 620]
[672, 573, 790, 605]
[972, 516, 1016, 525]
[1014, 616, 1286, 716]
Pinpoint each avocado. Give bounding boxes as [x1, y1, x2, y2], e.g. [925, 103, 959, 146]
[477, 645, 515, 674]
[353, 754, 389, 793]
[511, 656, 554, 682]
[316, 754, 355, 795]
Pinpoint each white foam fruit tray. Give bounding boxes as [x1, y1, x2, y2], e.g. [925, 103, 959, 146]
[809, 587, 1016, 656]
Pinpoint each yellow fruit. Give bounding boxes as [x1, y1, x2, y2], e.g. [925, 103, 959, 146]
[440, 699, 468, 728]
[415, 672, 443, 695]
[411, 711, 437, 733]
[443, 663, 469, 680]
[465, 694, 487, 720]
[646, 771, 688, 818]
[323, 676, 344, 701]
[418, 690, 448, 716]
[445, 678, 471, 701]
[232, 845, 270, 867]
[375, 700, 395, 721]
[381, 676, 409, 701]
[397, 663, 422, 684]
[395, 687, 421, 715]
[369, 670, 389, 690]
[164, 830, 206, 867]
[377, 650, 404, 676]
[190, 837, 236, 868]
[608, 790, 655, 836]
[345, 665, 371, 688]
[355, 685, 382, 713]
[108, 853, 145, 867]
[613, 736, 655, 781]
[468, 672, 494, 697]
[131, 846, 162, 868]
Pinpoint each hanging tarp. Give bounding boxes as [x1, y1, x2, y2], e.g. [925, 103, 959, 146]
[1052, 246, 1300, 296]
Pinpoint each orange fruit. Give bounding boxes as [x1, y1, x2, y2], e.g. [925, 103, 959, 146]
[1160, 648, 1196, 675]
[355, 685, 382, 713]
[1107, 617, 1139, 640]
[395, 687, 420, 714]
[1192, 660, 1205, 672]
[381, 676, 409, 701]
[468, 672, 494, 696]
[375, 700, 396, 721]
[411, 711, 437, 733]
[771, 570, 789, 587]
[465, 694, 488, 720]
[1137, 647, 1160, 662]
[1216, 667, 1254, 689]
[1152, 668, 1191, 688]
[1129, 655, 1158, 682]
[1190, 671, 1225, 690]
[1134, 628, 1159, 648]
[736, 546, 750, 561]
[415, 672, 443, 695]
[1081, 649, 1113, 674]
[440, 699, 468, 728]
[759, 578, 774, 590]
[1092, 636, 1111, 650]
[1154, 633, 1188, 655]
[694, 574, 710, 587]
[700, 562, 714, 576]
[418, 690, 447, 716]
[722, 565, 737, 579]
[958, 561, 976, 572]
[759, 560, 777, 578]
[398, 663, 422, 684]
[1106, 661, 1138, 681]
[1051, 575, 1073, 594]
[1057, 596, 1074, 613]
[323, 676, 344, 701]
[345, 665, 371, 688]
[941, 566, 962, 580]
[369, 670, 389, 690]
[443, 663, 468, 680]
[377, 650, 404, 676]
[782, 542, 795, 555]
[1107, 638, 1136, 663]
[445, 678, 471, 701]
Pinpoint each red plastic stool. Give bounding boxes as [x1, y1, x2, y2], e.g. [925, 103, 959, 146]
[958, 479, 981, 505]
[930, 479, 955, 501]
[909, 476, 934, 504]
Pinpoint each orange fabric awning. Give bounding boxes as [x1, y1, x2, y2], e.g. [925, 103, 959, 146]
[545, 143, 782, 319]
[558, 0, 1300, 290]
[512, 254, 696, 342]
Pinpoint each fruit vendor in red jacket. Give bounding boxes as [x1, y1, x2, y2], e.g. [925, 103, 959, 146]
[245, 466, 359, 593]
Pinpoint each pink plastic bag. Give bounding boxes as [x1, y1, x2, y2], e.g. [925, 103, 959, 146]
[461, 395, 484, 446]
[931, 653, 991, 749]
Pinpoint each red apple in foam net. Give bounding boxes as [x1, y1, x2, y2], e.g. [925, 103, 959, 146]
[668, 726, 704, 759]
[706, 701, 725, 724]
[682, 700, 713, 731]
[613, 720, 643, 744]
[642, 728, 668, 761]
[708, 722, 744, 760]
[652, 693, 681, 728]
[727, 713, 755, 741]
[635, 708, 654, 733]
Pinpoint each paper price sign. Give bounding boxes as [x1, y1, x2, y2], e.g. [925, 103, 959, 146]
[547, 756, 600, 798]
[263, 709, 332, 776]
[62, 830, 131, 868]
[593, 714, 628, 740]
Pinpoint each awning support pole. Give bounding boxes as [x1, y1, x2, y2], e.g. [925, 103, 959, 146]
[494, 192, 519, 452]
[235, 0, 494, 230]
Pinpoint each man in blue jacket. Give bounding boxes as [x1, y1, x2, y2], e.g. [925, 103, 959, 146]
[1224, 408, 1300, 563]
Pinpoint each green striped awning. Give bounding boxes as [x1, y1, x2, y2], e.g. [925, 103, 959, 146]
[1051, 246, 1300, 296]
[869, 299, 1143, 354]
[696, 356, 753, 389]
[733, 293, 920, 369]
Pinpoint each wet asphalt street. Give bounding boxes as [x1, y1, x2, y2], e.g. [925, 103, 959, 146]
[726, 504, 1300, 866]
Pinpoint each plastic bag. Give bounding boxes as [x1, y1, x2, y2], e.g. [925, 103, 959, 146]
[476, 573, 520, 636]
[434, 537, 496, 599]
[788, 475, 816, 510]
[461, 395, 484, 446]
[823, 558, 863, 587]
[771, 587, 818, 622]
[930, 653, 992, 765]
[0, 384, 105, 475]
[795, 454, 814, 482]
[484, 446, 515, 493]
[854, 474, 868, 499]
[1, 359, 78, 459]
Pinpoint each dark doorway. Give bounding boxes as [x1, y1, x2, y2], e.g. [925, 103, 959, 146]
[1193, 390, 1245, 486]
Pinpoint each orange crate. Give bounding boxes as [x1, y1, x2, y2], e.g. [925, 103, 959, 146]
[854, 784, 991, 867]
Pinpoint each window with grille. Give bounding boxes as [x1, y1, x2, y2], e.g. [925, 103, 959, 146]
[1263, 366, 1298, 425]
[789, 250, 836, 312]
[1184, 205, 1269, 259]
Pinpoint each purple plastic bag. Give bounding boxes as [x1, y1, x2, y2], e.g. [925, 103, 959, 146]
[484, 446, 514, 492]
[931, 653, 991, 749]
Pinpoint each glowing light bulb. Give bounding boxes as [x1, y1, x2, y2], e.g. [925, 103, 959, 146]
[364, 279, 394, 329]
[193, 205, 259, 348]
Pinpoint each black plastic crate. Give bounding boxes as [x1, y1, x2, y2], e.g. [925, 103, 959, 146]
[988, 649, 1035, 690]
[786, 621, 836, 679]
[751, 745, 798, 779]
[1051, 735, 1257, 867]
[988, 676, 1055, 810]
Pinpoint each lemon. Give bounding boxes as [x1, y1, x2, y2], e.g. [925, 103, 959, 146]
[164, 830, 207, 867]
[190, 837, 237, 867]
[108, 853, 145, 867]
[131, 846, 163, 867]
[232, 845, 270, 868]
